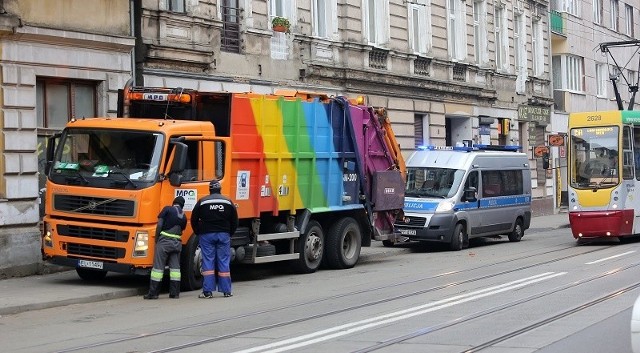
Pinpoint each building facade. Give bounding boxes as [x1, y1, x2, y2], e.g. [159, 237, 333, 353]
[135, 0, 554, 212]
[0, 0, 134, 277]
[550, 0, 639, 206]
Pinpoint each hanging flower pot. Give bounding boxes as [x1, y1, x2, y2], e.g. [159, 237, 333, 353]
[271, 16, 290, 34]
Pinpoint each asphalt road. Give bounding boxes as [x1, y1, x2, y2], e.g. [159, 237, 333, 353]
[1, 216, 638, 353]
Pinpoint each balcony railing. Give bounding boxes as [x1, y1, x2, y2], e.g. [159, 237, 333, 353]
[551, 10, 564, 35]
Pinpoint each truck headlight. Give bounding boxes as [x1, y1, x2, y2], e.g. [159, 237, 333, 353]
[43, 222, 53, 248]
[435, 200, 455, 213]
[133, 231, 149, 257]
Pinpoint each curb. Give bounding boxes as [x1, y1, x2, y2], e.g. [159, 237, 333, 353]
[0, 287, 145, 316]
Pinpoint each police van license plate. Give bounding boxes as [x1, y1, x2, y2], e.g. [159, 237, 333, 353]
[78, 260, 104, 270]
[399, 229, 416, 236]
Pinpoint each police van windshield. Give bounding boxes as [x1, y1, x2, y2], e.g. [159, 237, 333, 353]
[405, 167, 465, 198]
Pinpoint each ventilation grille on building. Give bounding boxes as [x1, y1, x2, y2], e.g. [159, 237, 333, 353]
[453, 64, 467, 81]
[369, 49, 388, 70]
[221, 1, 241, 53]
[415, 58, 431, 76]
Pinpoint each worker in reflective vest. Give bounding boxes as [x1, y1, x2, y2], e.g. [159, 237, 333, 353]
[143, 196, 187, 299]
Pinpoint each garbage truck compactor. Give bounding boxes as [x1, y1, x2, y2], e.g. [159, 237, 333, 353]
[41, 87, 406, 290]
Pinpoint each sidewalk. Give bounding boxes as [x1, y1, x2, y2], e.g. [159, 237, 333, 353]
[0, 213, 570, 316]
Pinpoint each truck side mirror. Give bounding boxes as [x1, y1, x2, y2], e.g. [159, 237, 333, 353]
[168, 142, 188, 186]
[170, 142, 188, 173]
[464, 187, 477, 202]
[44, 133, 61, 175]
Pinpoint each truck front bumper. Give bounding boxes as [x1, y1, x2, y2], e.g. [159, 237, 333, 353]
[46, 255, 151, 276]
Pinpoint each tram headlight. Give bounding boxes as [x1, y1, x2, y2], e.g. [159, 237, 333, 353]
[612, 204, 618, 209]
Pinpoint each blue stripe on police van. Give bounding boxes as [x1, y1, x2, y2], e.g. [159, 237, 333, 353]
[477, 195, 531, 208]
[403, 200, 439, 212]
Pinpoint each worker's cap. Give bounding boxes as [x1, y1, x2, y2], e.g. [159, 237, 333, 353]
[173, 196, 185, 208]
[209, 179, 222, 194]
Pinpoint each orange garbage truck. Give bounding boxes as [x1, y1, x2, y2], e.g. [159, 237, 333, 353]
[41, 87, 406, 290]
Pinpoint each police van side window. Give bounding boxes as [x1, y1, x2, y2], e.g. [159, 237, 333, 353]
[481, 170, 523, 197]
[463, 171, 478, 200]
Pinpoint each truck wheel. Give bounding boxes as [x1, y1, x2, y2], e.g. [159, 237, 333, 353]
[291, 220, 324, 273]
[325, 217, 362, 269]
[180, 234, 203, 291]
[449, 223, 464, 251]
[76, 268, 107, 281]
[508, 218, 524, 242]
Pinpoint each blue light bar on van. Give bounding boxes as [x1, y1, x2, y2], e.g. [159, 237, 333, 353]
[417, 144, 521, 152]
[417, 145, 454, 151]
[474, 144, 521, 152]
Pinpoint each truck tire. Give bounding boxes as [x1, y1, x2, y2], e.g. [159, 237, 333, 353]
[76, 268, 107, 281]
[291, 220, 324, 274]
[180, 234, 203, 291]
[325, 217, 362, 269]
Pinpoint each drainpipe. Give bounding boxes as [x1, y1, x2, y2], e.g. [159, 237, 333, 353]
[129, 0, 136, 86]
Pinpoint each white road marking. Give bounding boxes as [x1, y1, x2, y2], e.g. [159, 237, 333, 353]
[585, 250, 636, 264]
[233, 272, 566, 353]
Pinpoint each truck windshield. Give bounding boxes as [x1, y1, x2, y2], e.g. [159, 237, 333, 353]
[50, 128, 164, 188]
[405, 167, 465, 199]
[569, 126, 620, 189]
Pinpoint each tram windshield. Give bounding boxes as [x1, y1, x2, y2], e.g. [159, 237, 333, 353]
[569, 126, 619, 189]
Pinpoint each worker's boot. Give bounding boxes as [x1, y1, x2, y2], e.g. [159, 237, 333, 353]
[169, 280, 180, 299]
[144, 280, 161, 299]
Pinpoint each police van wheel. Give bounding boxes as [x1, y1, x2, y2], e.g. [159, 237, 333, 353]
[325, 217, 362, 269]
[180, 234, 203, 291]
[291, 220, 324, 274]
[76, 268, 107, 281]
[449, 223, 465, 251]
[508, 219, 524, 242]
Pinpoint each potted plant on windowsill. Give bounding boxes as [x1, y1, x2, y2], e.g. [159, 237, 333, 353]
[272, 16, 290, 33]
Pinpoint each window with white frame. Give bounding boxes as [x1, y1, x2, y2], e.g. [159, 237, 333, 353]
[532, 19, 544, 77]
[625, 4, 634, 37]
[166, 0, 185, 12]
[555, 55, 584, 92]
[495, 6, 509, 71]
[593, 0, 603, 24]
[313, 0, 337, 38]
[610, 0, 618, 31]
[514, 12, 527, 93]
[596, 63, 608, 97]
[473, 0, 488, 66]
[270, 0, 295, 59]
[408, 0, 432, 55]
[363, 0, 389, 46]
[271, 0, 294, 20]
[565, 0, 579, 16]
[447, 0, 467, 61]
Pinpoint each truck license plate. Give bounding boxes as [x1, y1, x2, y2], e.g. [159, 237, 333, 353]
[399, 229, 416, 236]
[78, 260, 104, 270]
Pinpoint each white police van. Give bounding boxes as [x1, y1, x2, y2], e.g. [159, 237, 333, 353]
[394, 145, 532, 250]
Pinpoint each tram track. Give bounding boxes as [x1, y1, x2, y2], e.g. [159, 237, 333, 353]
[51, 242, 622, 353]
[349, 262, 640, 353]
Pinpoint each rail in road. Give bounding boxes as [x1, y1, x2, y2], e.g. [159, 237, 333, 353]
[44, 237, 637, 353]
